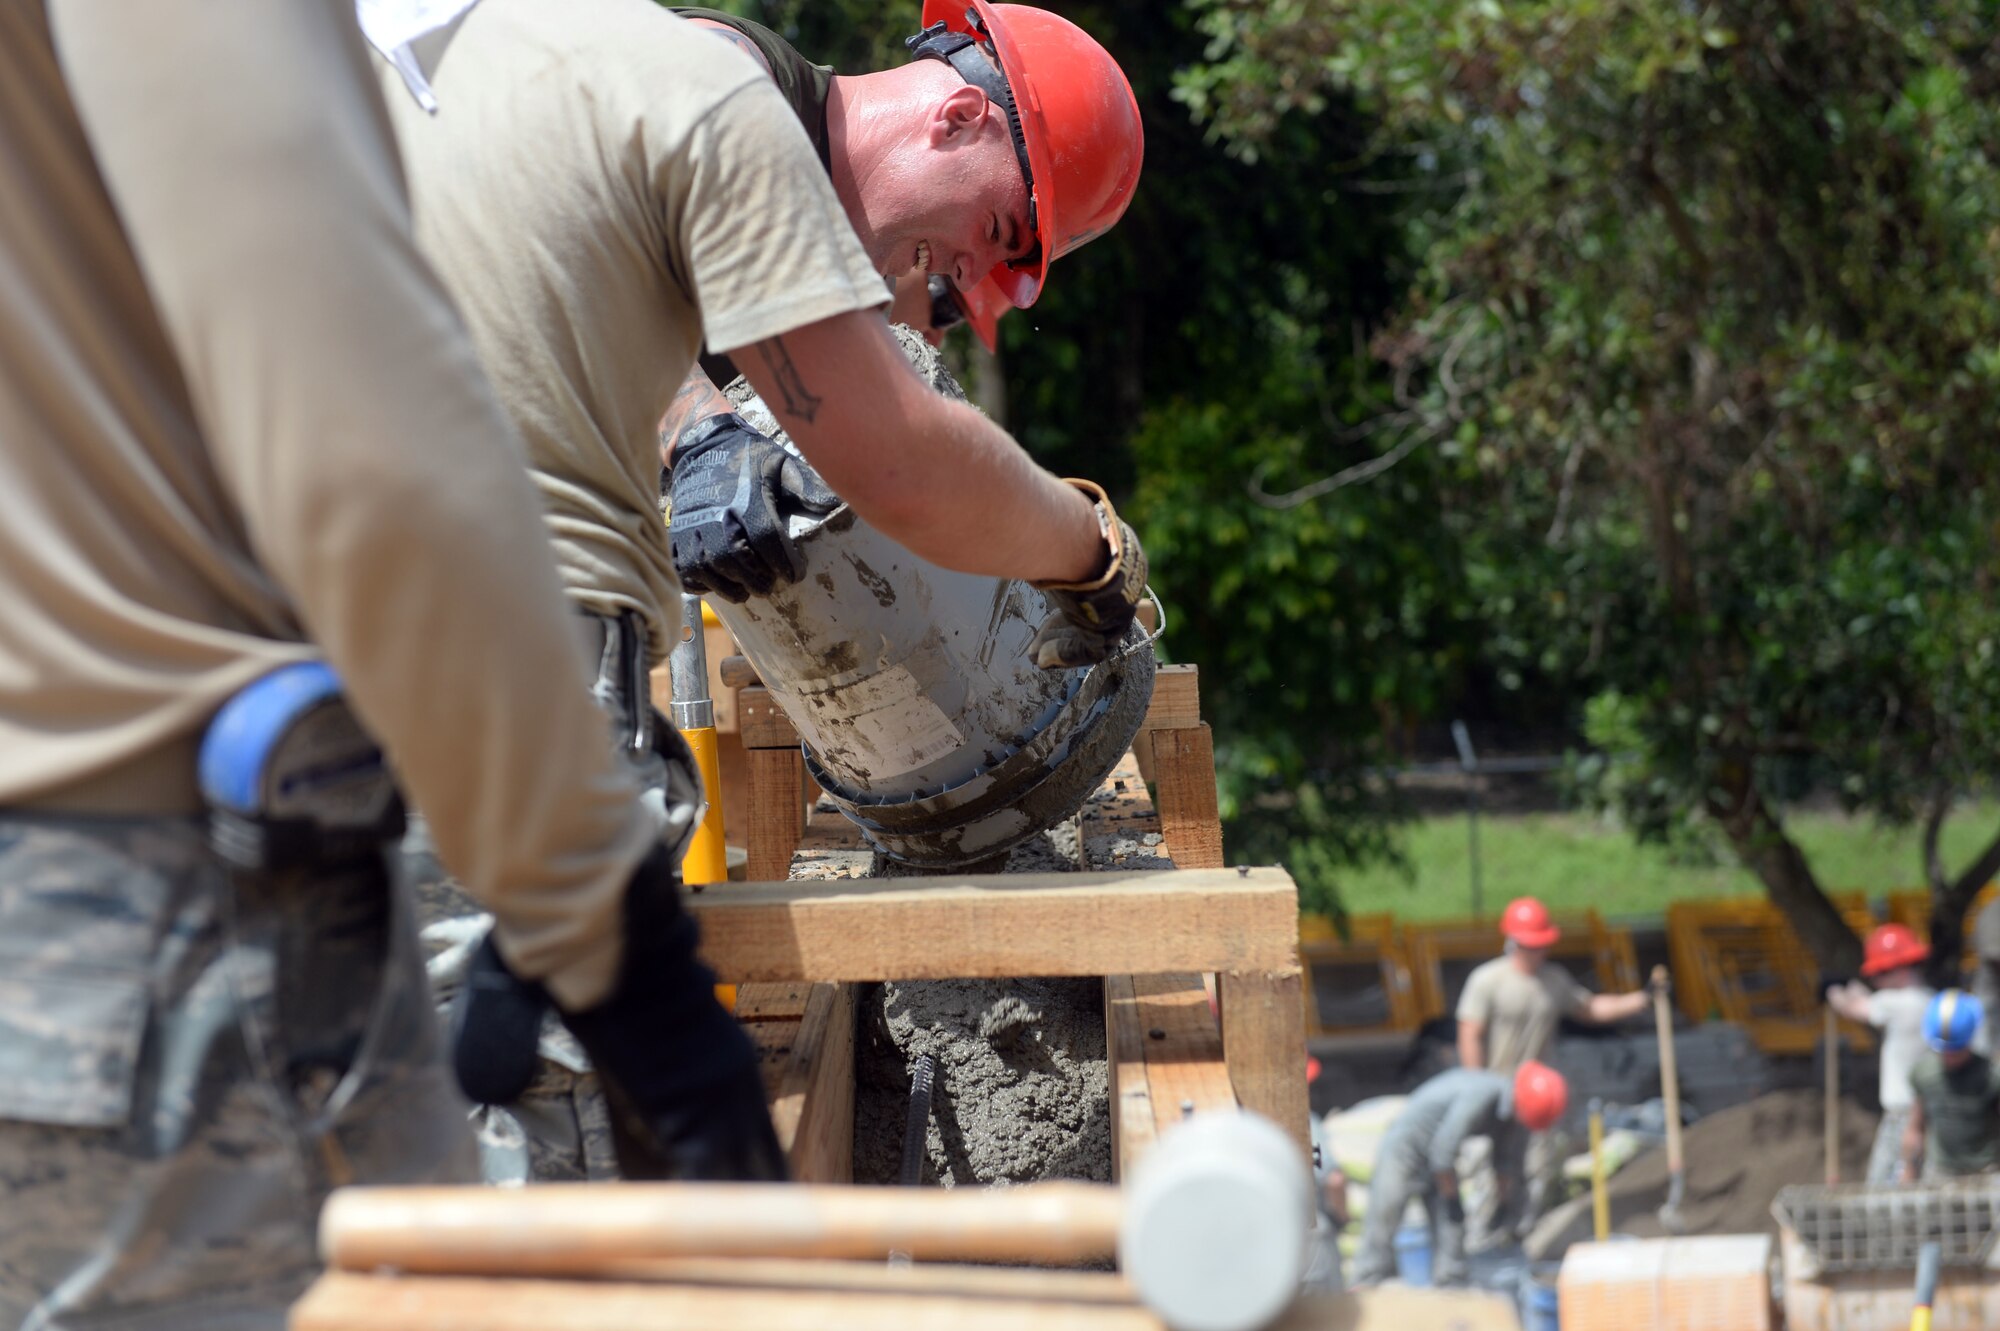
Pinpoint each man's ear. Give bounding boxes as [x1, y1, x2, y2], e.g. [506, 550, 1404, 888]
[926, 83, 991, 148]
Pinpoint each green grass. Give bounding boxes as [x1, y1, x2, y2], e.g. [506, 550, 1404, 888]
[1325, 801, 2000, 923]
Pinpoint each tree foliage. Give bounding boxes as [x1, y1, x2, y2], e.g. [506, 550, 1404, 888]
[1182, 0, 2000, 968]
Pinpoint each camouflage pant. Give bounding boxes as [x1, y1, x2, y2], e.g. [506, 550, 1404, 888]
[408, 610, 702, 1185]
[0, 814, 477, 1331]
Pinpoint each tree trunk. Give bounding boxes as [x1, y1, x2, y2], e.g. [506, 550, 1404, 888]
[1925, 810, 2000, 990]
[1706, 761, 1863, 975]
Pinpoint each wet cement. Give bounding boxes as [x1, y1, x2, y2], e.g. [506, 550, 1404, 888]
[849, 827, 1114, 1186]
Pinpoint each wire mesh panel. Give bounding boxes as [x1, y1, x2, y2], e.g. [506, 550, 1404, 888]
[1774, 1181, 2000, 1273]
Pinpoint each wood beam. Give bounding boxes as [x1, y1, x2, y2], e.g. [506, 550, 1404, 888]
[1153, 724, 1224, 870]
[1218, 968, 1311, 1163]
[687, 867, 1299, 983]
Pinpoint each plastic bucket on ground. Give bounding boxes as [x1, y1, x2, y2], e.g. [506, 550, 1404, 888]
[1394, 1226, 1433, 1287]
[1519, 1263, 1561, 1331]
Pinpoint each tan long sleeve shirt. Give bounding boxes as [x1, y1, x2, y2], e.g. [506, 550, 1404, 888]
[0, 0, 656, 1009]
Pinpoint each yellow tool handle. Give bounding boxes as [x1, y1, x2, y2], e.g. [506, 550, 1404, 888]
[1588, 1105, 1610, 1243]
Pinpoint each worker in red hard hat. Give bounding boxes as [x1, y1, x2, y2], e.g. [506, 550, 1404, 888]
[1455, 896, 1653, 1240]
[1827, 922, 1935, 1182]
[659, 0, 1146, 605]
[1351, 1061, 1569, 1288]
[1458, 898, 1655, 1075]
[366, 0, 1149, 1185]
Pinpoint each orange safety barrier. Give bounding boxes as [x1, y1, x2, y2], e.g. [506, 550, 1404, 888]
[1665, 894, 1876, 1055]
[1298, 913, 1424, 1037]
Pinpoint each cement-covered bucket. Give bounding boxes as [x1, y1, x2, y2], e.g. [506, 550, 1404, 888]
[708, 340, 1156, 868]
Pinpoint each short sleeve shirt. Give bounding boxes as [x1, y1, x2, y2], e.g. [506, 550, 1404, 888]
[1457, 956, 1594, 1076]
[1909, 1052, 2000, 1176]
[1867, 986, 1935, 1112]
[380, 0, 887, 658]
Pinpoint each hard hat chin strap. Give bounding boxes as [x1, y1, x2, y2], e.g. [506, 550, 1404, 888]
[905, 15, 1040, 259]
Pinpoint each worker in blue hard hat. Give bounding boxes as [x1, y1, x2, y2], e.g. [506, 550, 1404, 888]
[1900, 990, 2000, 1181]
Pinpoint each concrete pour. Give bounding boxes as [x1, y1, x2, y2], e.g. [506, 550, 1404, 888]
[850, 828, 1113, 1186]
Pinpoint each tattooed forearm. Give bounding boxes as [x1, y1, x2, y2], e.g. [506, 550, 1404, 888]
[658, 367, 732, 467]
[753, 336, 822, 424]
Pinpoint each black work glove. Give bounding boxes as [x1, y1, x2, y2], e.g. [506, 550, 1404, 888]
[1028, 478, 1149, 671]
[451, 931, 552, 1106]
[668, 412, 840, 604]
[556, 843, 788, 1181]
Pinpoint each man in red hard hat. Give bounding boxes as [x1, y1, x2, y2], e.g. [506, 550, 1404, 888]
[365, 0, 1149, 1182]
[659, 0, 1146, 604]
[1455, 896, 1652, 1238]
[1352, 1061, 1568, 1288]
[1458, 898, 1654, 1075]
[1827, 922, 1935, 1182]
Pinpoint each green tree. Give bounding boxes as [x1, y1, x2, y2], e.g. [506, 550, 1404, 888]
[1180, 0, 2000, 970]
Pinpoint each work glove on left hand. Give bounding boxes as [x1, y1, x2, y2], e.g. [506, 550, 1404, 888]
[453, 844, 786, 1182]
[1028, 478, 1149, 671]
[668, 412, 841, 604]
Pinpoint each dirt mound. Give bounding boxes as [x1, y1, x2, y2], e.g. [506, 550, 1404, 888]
[1526, 1089, 1878, 1259]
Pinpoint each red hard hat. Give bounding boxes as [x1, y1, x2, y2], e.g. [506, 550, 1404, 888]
[1513, 1061, 1569, 1132]
[1861, 923, 1930, 977]
[918, 0, 1144, 308]
[1501, 897, 1561, 949]
[952, 274, 1014, 352]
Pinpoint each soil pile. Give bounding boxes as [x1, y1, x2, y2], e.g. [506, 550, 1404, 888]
[1526, 1089, 1879, 1259]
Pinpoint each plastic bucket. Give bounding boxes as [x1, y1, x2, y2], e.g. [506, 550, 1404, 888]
[1394, 1226, 1433, 1287]
[1519, 1263, 1561, 1331]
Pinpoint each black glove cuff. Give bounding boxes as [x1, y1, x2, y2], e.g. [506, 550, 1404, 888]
[451, 932, 552, 1106]
[558, 845, 757, 1106]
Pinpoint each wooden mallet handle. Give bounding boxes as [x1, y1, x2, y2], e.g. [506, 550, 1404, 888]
[321, 1182, 1125, 1276]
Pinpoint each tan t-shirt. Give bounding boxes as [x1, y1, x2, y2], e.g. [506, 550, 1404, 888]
[0, 0, 654, 1010]
[1456, 955, 1594, 1075]
[379, 0, 887, 660]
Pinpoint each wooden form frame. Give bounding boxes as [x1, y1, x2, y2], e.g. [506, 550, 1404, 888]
[720, 659, 1307, 1166]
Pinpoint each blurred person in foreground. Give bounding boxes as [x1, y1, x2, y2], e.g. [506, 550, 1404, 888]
[0, 0, 769, 1323]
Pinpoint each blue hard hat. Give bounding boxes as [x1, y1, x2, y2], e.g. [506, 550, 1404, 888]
[1923, 989, 1984, 1053]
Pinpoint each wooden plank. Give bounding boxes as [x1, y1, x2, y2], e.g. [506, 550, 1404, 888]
[746, 746, 804, 884]
[738, 685, 800, 751]
[1103, 975, 1152, 1183]
[292, 1274, 1518, 1331]
[733, 982, 815, 1022]
[1219, 968, 1311, 1163]
[292, 1272, 1164, 1331]
[686, 867, 1300, 983]
[586, 1258, 1132, 1301]
[1153, 723, 1224, 870]
[1105, 972, 1239, 1180]
[771, 982, 855, 1184]
[1131, 973, 1235, 1134]
[1140, 663, 1202, 733]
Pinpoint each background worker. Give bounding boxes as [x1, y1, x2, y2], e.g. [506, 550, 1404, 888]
[658, 0, 1144, 607]
[1902, 990, 2000, 1181]
[0, 0, 743, 1322]
[367, 0, 1149, 1175]
[1826, 923, 1935, 1183]
[1351, 1062, 1570, 1288]
[1454, 896, 1653, 1235]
